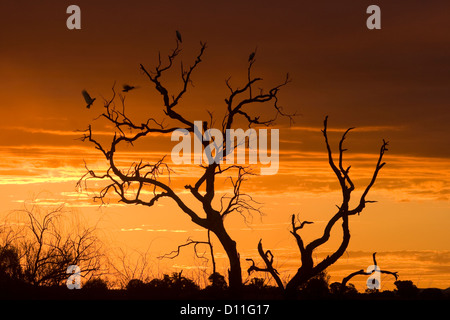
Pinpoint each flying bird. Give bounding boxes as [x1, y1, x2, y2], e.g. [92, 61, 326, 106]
[82, 90, 95, 109]
[122, 84, 137, 92]
[176, 30, 182, 43]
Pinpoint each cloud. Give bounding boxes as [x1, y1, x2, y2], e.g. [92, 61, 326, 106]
[120, 228, 188, 233]
[3, 126, 88, 137]
[0, 141, 447, 204]
[289, 125, 405, 133]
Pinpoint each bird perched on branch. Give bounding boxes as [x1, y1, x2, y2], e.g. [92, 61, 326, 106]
[176, 30, 182, 43]
[248, 46, 258, 62]
[122, 84, 137, 92]
[248, 52, 255, 62]
[82, 90, 95, 109]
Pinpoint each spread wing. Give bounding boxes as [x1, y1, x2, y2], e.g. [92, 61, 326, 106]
[82, 90, 93, 103]
[176, 30, 182, 43]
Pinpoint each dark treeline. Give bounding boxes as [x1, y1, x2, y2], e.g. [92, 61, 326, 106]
[1, 265, 449, 300]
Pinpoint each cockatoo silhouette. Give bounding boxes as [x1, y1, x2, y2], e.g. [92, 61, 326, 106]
[122, 84, 137, 92]
[176, 30, 182, 43]
[82, 90, 95, 109]
[248, 46, 258, 62]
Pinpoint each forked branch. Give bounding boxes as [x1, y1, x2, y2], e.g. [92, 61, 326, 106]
[251, 117, 389, 293]
[158, 232, 216, 274]
[246, 239, 284, 290]
[341, 252, 398, 287]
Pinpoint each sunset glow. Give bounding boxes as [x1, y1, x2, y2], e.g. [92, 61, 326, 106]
[0, 1, 449, 294]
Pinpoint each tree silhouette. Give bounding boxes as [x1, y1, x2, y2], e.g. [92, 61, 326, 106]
[78, 36, 293, 290]
[109, 246, 153, 288]
[341, 252, 398, 288]
[0, 245, 23, 283]
[248, 117, 389, 295]
[1, 203, 104, 286]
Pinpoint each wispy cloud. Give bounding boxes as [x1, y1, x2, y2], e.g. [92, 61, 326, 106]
[120, 228, 188, 233]
[289, 125, 405, 133]
[4, 126, 83, 136]
[0, 136, 448, 203]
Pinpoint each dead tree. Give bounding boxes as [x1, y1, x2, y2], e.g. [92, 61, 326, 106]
[246, 239, 284, 291]
[341, 252, 398, 288]
[247, 116, 388, 294]
[78, 37, 293, 290]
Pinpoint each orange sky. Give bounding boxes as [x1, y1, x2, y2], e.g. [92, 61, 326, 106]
[0, 0, 449, 289]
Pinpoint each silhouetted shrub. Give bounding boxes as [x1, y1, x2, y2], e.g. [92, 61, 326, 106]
[168, 272, 199, 292]
[241, 277, 282, 299]
[247, 277, 266, 290]
[394, 280, 419, 299]
[0, 245, 29, 298]
[330, 282, 358, 298]
[207, 272, 228, 290]
[146, 272, 200, 297]
[83, 277, 109, 291]
[0, 245, 23, 283]
[419, 288, 444, 300]
[299, 271, 330, 298]
[329, 282, 344, 295]
[203, 272, 229, 298]
[126, 278, 146, 291]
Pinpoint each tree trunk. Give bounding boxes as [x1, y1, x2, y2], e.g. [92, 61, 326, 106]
[286, 266, 315, 297]
[212, 222, 242, 291]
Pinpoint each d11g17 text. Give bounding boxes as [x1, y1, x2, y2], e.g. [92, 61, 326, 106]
[222, 304, 270, 315]
[180, 304, 270, 317]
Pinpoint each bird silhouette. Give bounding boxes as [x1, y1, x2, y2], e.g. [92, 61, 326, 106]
[82, 90, 95, 109]
[176, 30, 182, 43]
[122, 84, 137, 92]
[248, 46, 258, 62]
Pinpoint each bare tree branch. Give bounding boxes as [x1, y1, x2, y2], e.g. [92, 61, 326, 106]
[2, 204, 105, 286]
[251, 117, 388, 294]
[246, 239, 284, 290]
[341, 252, 398, 287]
[79, 39, 294, 289]
[158, 232, 216, 275]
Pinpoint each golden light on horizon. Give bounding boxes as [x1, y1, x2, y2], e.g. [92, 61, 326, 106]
[0, 1, 449, 299]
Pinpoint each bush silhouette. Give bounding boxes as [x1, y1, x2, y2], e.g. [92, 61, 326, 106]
[207, 272, 228, 290]
[247, 277, 266, 290]
[165, 272, 199, 292]
[395, 280, 419, 299]
[419, 288, 444, 300]
[298, 271, 330, 298]
[0, 245, 23, 283]
[126, 278, 146, 291]
[123, 273, 201, 299]
[83, 277, 109, 291]
[330, 282, 358, 298]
